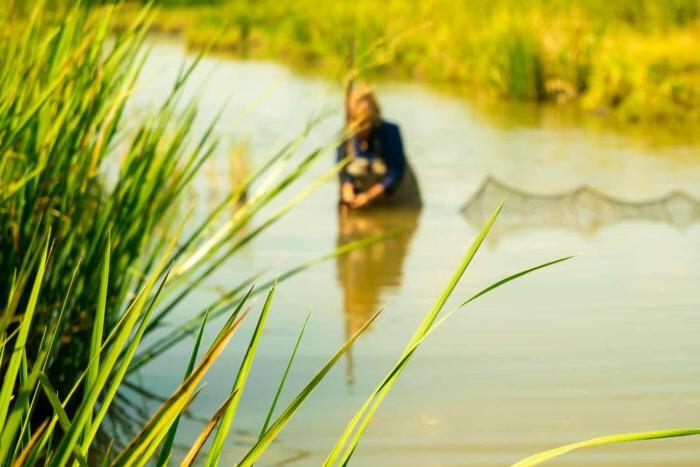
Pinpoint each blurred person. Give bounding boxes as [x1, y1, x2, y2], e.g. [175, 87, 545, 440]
[337, 83, 421, 209]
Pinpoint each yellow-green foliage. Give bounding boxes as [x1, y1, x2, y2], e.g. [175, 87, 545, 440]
[115, 0, 700, 123]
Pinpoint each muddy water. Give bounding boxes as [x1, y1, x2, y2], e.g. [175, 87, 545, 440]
[128, 40, 700, 466]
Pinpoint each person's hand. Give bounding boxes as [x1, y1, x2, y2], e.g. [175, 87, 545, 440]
[350, 193, 371, 209]
[349, 183, 384, 209]
[341, 182, 355, 204]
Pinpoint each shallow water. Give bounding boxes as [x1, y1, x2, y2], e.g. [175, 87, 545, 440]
[128, 40, 700, 466]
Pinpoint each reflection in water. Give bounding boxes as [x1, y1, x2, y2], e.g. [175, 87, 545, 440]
[462, 176, 700, 239]
[335, 207, 421, 386]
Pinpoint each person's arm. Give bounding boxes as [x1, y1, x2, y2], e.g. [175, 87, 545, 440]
[337, 144, 355, 205]
[341, 181, 355, 204]
[349, 183, 384, 208]
[379, 124, 406, 193]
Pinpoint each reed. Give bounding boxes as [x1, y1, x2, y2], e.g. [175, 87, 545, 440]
[0, 203, 572, 465]
[114, 0, 700, 124]
[0, 1, 385, 460]
[0, 2, 583, 465]
[0, 0, 353, 402]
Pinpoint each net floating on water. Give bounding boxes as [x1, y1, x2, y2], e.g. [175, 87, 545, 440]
[461, 176, 700, 238]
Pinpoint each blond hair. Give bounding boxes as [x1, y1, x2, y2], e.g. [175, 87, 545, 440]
[346, 82, 381, 129]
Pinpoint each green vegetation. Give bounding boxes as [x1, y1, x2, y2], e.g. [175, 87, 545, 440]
[3, 1, 696, 465]
[0, 2, 576, 465]
[114, 0, 700, 125]
[0, 200, 572, 465]
[0, 0, 352, 400]
[515, 428, 700, 466]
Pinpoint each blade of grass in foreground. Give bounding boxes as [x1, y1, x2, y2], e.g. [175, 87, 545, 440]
[156, 308, 212, 467]
[235, 306, 384, 467]
[112, 288, 254, 466]
[84, 239, 110, 441]
[259, 311, 310, 438]
[179, 390, 238, 467]
[334, 255, 574, 465]
[12, 419, 48, 467]
[49, 255, 173, 467]
[0, 236, 49, 458]
[132, 228, 403, 373]
[112, 309, 250, 466]
[206, 285, 277, 466]
[512, 428, 700, 467]
[9, 255, 83, 462]
[38, 373, 71, 433]
[80, 267, 175, 461]
[324, 203, 504, 466]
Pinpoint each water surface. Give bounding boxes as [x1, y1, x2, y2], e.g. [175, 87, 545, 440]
[129, 40, 700, 466]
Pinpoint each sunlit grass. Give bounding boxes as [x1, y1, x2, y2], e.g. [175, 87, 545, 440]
[514, 428, 700, 466]
[113, 0, 700, 124]
[8, 1, 685, 465]
[0, 198, 574, 465]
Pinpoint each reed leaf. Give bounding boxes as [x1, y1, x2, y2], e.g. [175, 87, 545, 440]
[513, 428, 700, 466]
[11, 420, 48, 467]
[84, 238, 110, 441]
[132, 229, 401, 373]
[0, 236, 49, 459]
[259, 311, 311, 438]
[179, 391, 239, 467]
[237, 307, 384, 466]
[156, 308, 212, 467]
[325, 203, 504, 465]
[111, 288, 254, 466]
[206, 284, 277, 466]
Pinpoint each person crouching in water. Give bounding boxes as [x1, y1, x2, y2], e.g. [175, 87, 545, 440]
[337, 83, 421, 210]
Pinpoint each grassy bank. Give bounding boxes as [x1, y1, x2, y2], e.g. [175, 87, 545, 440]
[114, 0, 700, 125]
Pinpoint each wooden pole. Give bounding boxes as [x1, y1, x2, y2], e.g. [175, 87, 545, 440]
[345, 38, 356, 125]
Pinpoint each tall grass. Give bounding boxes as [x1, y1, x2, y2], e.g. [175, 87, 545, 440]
[115, 0, 700, 124]
[0, 0, 362, 421]
[4, 2, 654, 466]
[0, 203, 572, 465]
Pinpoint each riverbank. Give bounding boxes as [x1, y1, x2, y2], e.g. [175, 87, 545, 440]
[113, 0, 700, 127]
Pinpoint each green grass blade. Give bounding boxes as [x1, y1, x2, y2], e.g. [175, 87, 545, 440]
[512, 428, 700, 467]
[335, 255, 575, 465]
[38, 373, 71, 432]
[0, 236, 49, 457]
[259, 311, 310, 438]
[236, 307, 384, 467]
[112, 292, 253, 466]
[133, 229, 400, 373]
[84, 238, 110, 440]
[206, 284, 277, 466]
[459, 255, 575, 307]
[49, 260, 172, 466]
[325, 203, 504, 465]
[180, 390, 239, 467]
[156, 308, 211, 467]
[132, 387, 207, 467]
[11, 419, 48, 467]
[80, 266, 174, 455]
[37, 375, 88, 467]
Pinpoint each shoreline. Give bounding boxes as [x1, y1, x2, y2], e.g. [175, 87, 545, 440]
[111, 0, 700, 140]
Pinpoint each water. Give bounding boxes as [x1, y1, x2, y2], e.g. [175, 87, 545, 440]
[128, 40, 700, 466]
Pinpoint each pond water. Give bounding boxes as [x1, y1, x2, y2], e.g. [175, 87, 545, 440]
[128, 40, 700, 466]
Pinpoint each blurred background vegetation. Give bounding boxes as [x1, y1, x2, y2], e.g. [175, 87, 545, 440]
[108, 0, 700, 125]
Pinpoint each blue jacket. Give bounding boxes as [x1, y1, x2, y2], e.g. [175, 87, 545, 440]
[336, 120, 407, 193]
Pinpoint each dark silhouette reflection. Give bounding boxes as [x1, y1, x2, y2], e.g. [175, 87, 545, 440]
[336, 207, 421, 386]
[462, 177, 700, 240]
